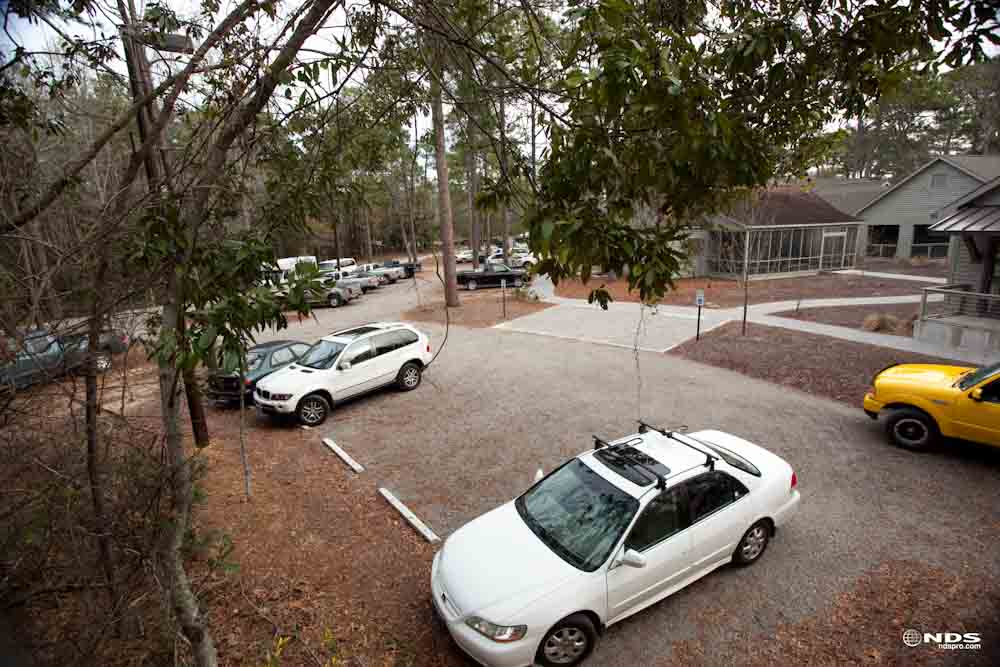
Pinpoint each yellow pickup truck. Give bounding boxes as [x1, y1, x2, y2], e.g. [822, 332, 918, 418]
[864, 361, 1000, 451]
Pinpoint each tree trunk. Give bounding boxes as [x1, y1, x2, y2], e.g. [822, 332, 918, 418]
[364, 205, 373, 261]
[466, 134, 480, 271]
[158, 289, 218, 667]
[332, 198, 342, 269]
[238, 362, 251, 499]
[499, 95, 509, 263]
[86, 261, 117, 619]
[177, 316, 210, 449]
[430, 52, 460, 307]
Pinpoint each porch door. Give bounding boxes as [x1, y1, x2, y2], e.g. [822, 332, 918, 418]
[820, 231, 847, 270]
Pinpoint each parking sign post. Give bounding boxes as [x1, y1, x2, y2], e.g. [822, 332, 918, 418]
[695, 289, 705, 341]
[501, 279, 507, 319]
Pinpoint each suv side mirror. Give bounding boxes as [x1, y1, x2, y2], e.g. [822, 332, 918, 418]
[340, 361, 352, 370]
[970, 387, 983, 401]
[617, 549, 646, 569]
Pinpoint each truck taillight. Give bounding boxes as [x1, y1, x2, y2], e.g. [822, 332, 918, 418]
[790, 471, 798, 489]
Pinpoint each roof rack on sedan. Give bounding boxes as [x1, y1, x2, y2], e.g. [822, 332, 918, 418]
[593, 435, 667, 489]
[636, 420, 718, 472]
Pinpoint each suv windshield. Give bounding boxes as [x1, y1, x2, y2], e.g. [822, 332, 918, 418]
[957, 362, 1000, 390]
[298, 340, 346, 370]
[516, 459, 638, 572]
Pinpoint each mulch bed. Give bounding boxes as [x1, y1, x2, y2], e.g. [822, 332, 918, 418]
[772, 302, 923, 337]
[669, 322, 967, 404]
[402, 291, 554, 328]
[555, 274, 924, 308]
[192, 405, 464, 666]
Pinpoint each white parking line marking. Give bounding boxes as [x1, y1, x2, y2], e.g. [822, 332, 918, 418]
[378, 488, 440, 543]
[322, 438, 364, 473]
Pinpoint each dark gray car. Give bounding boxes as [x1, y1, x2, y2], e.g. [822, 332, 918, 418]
[0, 330, 111, 392]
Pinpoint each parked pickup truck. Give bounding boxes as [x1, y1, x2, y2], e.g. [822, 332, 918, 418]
[383, 259, 423, 278]
[357, 262, 405, 283]
[1, 329, 111, 392]
[456, 263, 528, 290]
[320, 269, 377, 293]
[274, 277, 360, 308]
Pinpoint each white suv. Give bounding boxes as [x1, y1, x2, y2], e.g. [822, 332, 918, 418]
[254, 323, 433, 426]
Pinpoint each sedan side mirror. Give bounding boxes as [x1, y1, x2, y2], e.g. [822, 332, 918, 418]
[618, 549, 646, 569]
[340, 361, 352, 371]
[970, 387, 983, 401]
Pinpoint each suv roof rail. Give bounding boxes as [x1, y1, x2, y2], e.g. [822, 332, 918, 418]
[637, 420, 718, 472]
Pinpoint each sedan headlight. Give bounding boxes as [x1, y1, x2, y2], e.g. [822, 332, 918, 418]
[465, 616, 527, 643]
[270, 393, 293, 401]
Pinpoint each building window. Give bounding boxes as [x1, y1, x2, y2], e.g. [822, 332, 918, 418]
[930, 173, 948, 189]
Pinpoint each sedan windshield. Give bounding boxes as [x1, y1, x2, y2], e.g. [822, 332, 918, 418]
[516, 460, 638, 572]
[298, 340, 346, 370]
[957, 362, 1000, 390]
[246, 353, 264, 372]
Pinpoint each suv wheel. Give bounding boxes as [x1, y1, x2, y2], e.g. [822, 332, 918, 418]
[885, 408, 938, 451]
[296, 393, 330, 426]
[397, 362, 422, 391]
[467, 280, 478, 291]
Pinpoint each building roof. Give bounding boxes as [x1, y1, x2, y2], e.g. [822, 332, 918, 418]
[708, 187, 859, 229]
[857, 155, 1000, 215]
[805, 177, 891, 216]
[929, 206, 1000, 233]
[929, 177, 1000, 234]
[943, 155, 1000, 182]
[943, 175, 1000, 212]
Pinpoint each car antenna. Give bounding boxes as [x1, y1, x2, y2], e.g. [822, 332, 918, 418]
[637, 420, 717, 472]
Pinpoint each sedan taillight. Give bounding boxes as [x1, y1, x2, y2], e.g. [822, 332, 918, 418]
[790, 471, 798, 489]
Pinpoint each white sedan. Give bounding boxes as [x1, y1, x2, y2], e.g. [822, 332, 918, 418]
[431, 425, 800, 666]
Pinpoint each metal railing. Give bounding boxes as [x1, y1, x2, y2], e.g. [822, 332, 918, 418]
[920, 284, 1000, 323]
[910, 243, 950, 259]
[867, 243, 897, 258]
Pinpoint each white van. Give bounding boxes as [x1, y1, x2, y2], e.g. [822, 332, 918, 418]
[318, 258, 357, 274]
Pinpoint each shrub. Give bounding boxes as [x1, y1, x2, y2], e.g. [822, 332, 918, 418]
[862, 313, 900, 332]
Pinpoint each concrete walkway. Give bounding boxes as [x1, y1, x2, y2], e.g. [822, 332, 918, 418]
[834, 269, 948, 284]
[511, 276, 991, 364]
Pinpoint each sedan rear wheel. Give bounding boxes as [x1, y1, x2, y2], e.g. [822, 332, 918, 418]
[733, 520, 770, 566]
[537, 614, 596, 667]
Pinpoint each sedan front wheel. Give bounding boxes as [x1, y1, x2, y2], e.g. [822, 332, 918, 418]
[537, 614, 596, 667]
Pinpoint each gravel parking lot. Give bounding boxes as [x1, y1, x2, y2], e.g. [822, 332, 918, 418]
[247, 279, 999, 665]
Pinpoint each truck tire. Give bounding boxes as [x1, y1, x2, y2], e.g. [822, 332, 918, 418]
[885, 408, 938, 451]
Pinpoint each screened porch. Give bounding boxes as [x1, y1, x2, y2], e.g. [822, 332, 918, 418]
[705, 222, 863, 278]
